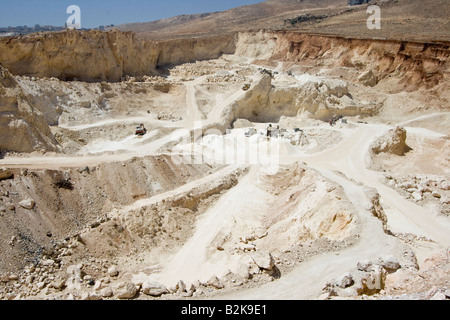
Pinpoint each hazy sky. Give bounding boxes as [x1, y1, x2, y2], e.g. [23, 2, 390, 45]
[0, 0, 264, 28]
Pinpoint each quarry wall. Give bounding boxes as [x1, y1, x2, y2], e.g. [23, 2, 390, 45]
[0, 30, 236, 82]
[0, 29, 448, 87]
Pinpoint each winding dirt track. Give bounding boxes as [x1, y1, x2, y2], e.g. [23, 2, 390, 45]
[0, 67, 448, 300]
[216, 121, 450, 299]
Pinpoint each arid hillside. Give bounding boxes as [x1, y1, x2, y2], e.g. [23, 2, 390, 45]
[115, 0, 450, 42]
[115, 0, 346, 40]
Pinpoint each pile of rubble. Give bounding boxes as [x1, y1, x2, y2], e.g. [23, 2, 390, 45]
[385, 174, 449, 215]
[321, 248, 450, 300]
[244, 125, 309, 147]
[206, 72, 246, 83]
[170, 60, 231, 78]
[0, 236, 281, 300]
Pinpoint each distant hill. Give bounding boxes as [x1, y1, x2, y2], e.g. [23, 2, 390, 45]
[114, 0, 450, 42]
[0, 25, 65, 37]
[114, 0, 346, 40]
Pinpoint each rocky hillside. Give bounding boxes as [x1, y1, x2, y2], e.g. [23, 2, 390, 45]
[115, 0, 345, 40]
[0, 28, 448, 154]
[1, 29, 448, 89]
[0, 30, 235, 82]
[235, 31, 450, 91]
[0, 66, 59, 153]
[115, 0, 449, 42]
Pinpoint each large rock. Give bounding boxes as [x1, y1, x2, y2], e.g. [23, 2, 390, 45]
[207, 276, 224, 289]
[355, 265, 386, 296]
[371, 126, 411, 156]
[142, 280, 169, 297]
[251, 251, 275, 271]
[0, 168, 14, 181]
[379, 256, 401, 272]
[19, 198, 35, 210]
[335, 272, 354, 289]
[358, 69, 378, 87]
[357, 260, 373, 272]
[114, 281, 137, 299]
[322, 79, 349, 98]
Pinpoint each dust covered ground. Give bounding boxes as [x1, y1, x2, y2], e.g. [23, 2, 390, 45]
[0, 31, 449, 301]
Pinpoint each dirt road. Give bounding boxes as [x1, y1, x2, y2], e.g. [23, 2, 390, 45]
[0, 60, 448, 300]
[215, 121, 450, 299]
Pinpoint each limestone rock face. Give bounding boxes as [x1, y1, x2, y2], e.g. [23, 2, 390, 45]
[371, 126, 411, 156]
[0, 30, 235, 82]
[0, 66, 59, 153]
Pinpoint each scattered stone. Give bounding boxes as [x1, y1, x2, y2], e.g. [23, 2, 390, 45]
[432, 191, 441, 198]
[114, 281, 137, 299]
[411, 192, 422, 202]
[177, 280, 187, 293]
[425, 286, 440, 299]
[36, 281, 46, 290]
[379, 256, 401, 272]
[335, 272, 354, 289]
[357, 69, 378, 87]
[88, 293, 103, 300]
[142, 280, 169, 297]
[357, 260, 373, 272]
[41, 259, 55, 267]
[100, 286, 113, 298]
[107, 266, 119, 277]
[8, 274, 19, 281]
[0, 168, 13, 181]
[235, 264, 251, 280]
[430, 291, 447, 300]
[439, 181, 450, 191]
[49, 278, 65, 291]
[207, 276, 224, 289]
[251, 251, 275, 271]
[19, 198, 35, 210]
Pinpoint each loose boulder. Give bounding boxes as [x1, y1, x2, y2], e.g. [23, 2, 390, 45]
[358, 69, 378, 87]
[379, 256, 401, 272]
[114, 281, 137, 299]
[335, 272, 354, 289]
[19, 198, 35, 210]
[0, 168, 13, 181]
[371, 126, 411, 156]
[142, 280, 169, 297]
[251, 251, 275, 271]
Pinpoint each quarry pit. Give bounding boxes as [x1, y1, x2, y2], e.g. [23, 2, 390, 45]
[0, 29, 449, 300]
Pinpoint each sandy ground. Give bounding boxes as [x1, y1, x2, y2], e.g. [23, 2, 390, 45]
[0, 54, 448, 300]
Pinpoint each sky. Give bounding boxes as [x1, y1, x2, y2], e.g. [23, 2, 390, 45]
[0, 0, 264, 28]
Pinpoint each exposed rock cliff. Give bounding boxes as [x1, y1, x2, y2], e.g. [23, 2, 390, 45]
[0, 66, 59, 153]
[0, 30, 235, 82]
[1, 29, 448, 90]
[235, 31, 450, 91]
